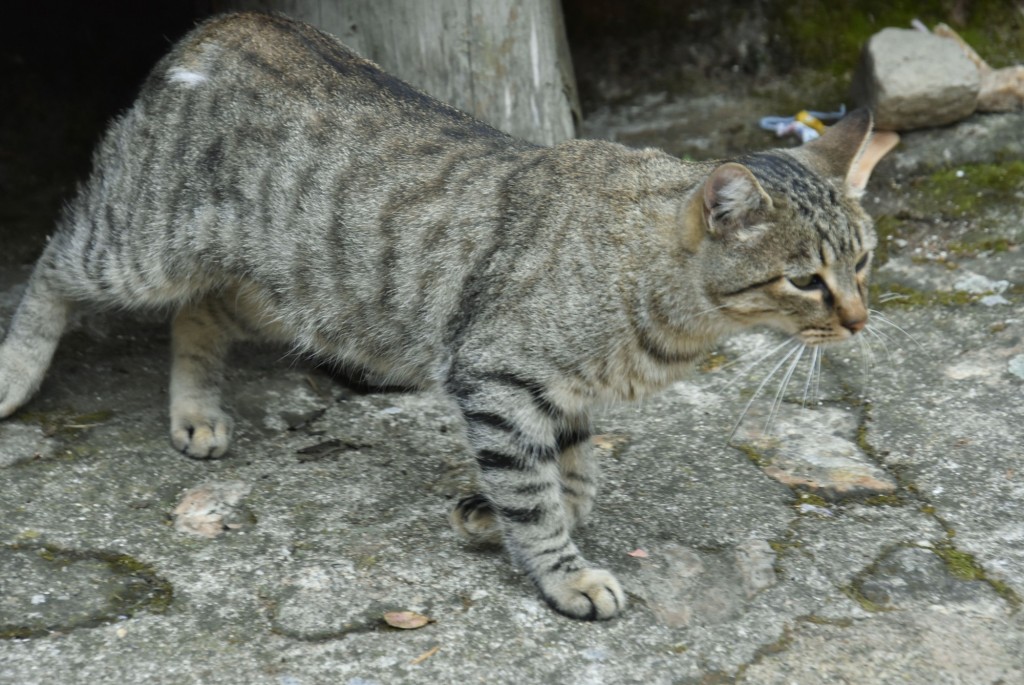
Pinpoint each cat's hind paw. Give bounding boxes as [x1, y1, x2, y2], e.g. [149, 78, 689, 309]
[170, 408, 233, 459]
[537, 567, 626, 620]
[450, 493, 503, 546]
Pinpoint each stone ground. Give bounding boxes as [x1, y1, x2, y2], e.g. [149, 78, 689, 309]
[2, 67, 1024, 685]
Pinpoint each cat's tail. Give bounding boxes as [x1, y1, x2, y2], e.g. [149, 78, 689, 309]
[0, 242, 71, 417]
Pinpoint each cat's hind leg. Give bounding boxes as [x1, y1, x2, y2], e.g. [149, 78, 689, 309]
[451, 414, 597, 543]
[169, 296, 239, 458]
[448, 370, 625, 620]
[0, 258, 70, 417]
[169, 284, 287, 458]
[556, 417, 599, 530]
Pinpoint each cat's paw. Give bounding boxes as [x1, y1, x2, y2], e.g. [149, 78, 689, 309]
[450, 494, 503, 546]
[170, 408, 233, 459]
[537, 567, 626, 620]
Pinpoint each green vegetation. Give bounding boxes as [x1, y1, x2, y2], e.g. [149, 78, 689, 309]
[932, 540, 983, 581]
[915, 161, 1024, 218]
[779, 0, 1024, 76]
[871, 215, 905, 267]
[842, 584, 891, 612]
[736, 442, 771, 468]
[796, 491, 828, 508]
[932, 539, 1022, 608]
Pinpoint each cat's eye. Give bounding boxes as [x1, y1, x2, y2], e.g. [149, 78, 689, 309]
[855, 254, 870, 272]
[788, 274, 823, 290]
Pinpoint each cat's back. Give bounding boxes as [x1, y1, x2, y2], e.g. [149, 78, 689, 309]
[138, 12, 509, 143]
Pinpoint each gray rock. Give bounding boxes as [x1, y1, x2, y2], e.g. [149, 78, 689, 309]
[733, 404, 898, 499]
[871, 112, 1024, 178]
[852, 28, 980, 131]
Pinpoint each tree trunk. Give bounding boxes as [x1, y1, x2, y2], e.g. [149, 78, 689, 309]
[210, 0, 580, 145]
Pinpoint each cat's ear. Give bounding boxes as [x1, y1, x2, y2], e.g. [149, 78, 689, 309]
[701, 162, 772, 239]
[847, 130, 899, 192]
[796, 108, 898, 194]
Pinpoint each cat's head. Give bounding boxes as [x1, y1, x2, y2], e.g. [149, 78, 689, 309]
[689, 109, 898, 345]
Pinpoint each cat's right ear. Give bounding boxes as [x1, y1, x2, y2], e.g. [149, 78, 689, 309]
[797, 108, 898, 195]
[700, 162, 772, 240]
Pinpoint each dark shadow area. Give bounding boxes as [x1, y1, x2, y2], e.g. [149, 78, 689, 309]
[0, 1, 206, 266]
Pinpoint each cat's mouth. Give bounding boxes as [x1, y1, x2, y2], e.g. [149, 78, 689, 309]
[798, 326, 858, 346]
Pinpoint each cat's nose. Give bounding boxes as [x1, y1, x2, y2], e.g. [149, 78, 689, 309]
[842, 317, 867, 334]
[838, 299, 867, 335]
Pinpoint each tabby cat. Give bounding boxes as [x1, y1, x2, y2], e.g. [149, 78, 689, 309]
[0, 13, 896, 619]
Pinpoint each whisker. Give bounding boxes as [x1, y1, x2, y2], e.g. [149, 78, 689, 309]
[857, 333, 873, 380]
[876, 292, 911, 304]
[869, 309, 927, 354]
[727, 342, 803, 443]
[719, 337, 798, 385]
[763, 344, 805, 435]
[813, 344, 823, 404]
[800, 346, 819, 408]
[863, 326, 894, 364]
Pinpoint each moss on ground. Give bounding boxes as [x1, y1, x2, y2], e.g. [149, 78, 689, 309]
[871, 215, 906, 267]
[931, 539, 1022, 608]
[869, 282, 985, 308]
[914, 161, 1024, 218]
[0, 543, 173, 639]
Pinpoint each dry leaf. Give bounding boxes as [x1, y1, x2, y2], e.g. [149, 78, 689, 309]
[383, 610, 432, 630]
[410, 645, 440, 665]
[171, 481, 252, 538]
[627, 548, 649, 558]
[592, 433, 629, 451]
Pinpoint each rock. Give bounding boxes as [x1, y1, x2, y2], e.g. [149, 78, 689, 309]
[871, 111, 1024, 179]
[735, 405, 898, 499]
[932, 23, 1024, 112]
[979, 66, 1024, 112]
[852, 28, 980, 131]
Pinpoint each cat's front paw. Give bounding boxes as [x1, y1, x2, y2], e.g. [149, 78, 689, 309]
[537, 567, 626, 620]
[170, 408, 233, 459]
[450, 493, 503, 546]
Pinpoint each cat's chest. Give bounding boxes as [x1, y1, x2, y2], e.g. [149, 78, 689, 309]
[556, 345, 702, 409]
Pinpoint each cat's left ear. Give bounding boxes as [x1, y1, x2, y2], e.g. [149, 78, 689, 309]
[796, 108, 899, 194]
[700, 162, 772, 240]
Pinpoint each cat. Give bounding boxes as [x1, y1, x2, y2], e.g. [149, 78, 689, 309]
[0, 12, 897, 620]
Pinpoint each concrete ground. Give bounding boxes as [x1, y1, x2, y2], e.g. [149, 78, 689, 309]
[1, 98, 1023, 683]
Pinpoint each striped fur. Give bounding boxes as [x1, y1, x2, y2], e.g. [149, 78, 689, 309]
[0, 13, 888, 619]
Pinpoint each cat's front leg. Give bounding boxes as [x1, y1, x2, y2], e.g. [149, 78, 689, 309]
[169, 298, 236, 458]
[448, 372, 625, 619]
